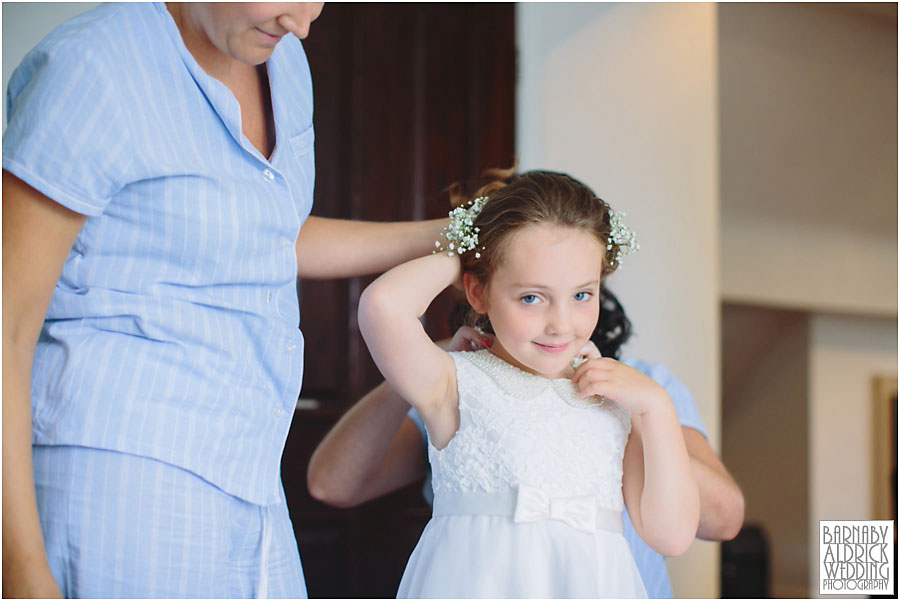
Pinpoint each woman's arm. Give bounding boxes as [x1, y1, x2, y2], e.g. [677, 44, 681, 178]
[295, 216, 448, 279]
[307, 382, 428, 507]
[572, 355, 700, 557]
[357, 253, 461, 448]
[2, 171, 86, 598]
[684, 427, 745, 540]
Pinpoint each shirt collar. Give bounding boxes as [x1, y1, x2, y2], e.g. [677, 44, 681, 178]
[152, 2, 275, 165]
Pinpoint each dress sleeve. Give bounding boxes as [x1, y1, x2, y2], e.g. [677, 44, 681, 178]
[624, 357, 708, 439]
[3, 39, 134, 216]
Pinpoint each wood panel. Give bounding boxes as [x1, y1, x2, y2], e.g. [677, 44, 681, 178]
[281, 4, 515, 597]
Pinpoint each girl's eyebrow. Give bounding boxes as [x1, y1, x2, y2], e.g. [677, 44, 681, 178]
[510, 280, 600, 290]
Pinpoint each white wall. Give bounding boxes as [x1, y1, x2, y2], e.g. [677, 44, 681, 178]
[517, 3, 720, 597]
[718, 3, 898, 317]
[2, 3, 99, 128]
[808, 313, 898, 598]
[717, 6, 898, 593]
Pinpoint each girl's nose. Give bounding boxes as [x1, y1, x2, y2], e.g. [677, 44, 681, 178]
[545, 305, 572, 335]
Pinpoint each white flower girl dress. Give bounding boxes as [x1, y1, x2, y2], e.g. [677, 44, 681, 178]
[397, 350, 647, 598]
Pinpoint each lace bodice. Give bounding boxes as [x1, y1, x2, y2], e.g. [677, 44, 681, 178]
[428, 350, 632, 513]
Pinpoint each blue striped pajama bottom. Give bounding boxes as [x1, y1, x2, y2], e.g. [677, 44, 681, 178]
[33, 445, 307, 598]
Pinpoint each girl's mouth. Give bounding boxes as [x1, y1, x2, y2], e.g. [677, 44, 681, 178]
[533, 341, 570, 354]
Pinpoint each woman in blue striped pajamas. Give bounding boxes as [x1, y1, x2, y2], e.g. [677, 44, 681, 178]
[3, 3, 447, 597]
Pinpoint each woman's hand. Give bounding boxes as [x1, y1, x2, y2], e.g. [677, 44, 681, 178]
[439, 325, 494, 353]
[570, 343, 669, 415]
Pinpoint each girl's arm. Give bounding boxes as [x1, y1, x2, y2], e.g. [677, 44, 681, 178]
[357, 253, 461, 448]
[621, 403, 700, 556]
[572, 356, 700, 556]
[295, 216, 448, 279]
[3, 171, 84, 598]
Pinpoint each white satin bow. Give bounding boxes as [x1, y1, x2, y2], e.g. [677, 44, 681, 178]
[512, 484, 598, 534]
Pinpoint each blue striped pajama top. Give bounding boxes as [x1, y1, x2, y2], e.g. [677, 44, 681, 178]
[3, 1, 315, 506]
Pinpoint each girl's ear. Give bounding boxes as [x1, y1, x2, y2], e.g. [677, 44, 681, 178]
[463, 273, 488, 313]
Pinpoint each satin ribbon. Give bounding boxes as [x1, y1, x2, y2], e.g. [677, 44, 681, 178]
[513, 484, 599, 534]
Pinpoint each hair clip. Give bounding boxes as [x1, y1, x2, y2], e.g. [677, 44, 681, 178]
[433, 196, 488, 258]
[607, 210, 640, 264]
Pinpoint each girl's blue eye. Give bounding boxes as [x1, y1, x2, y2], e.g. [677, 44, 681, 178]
[574, 291, 590, 302]
[520, 294, 539, 305]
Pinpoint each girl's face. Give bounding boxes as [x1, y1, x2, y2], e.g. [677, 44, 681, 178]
[176, 3, 324, 67]
[464, 223, 606, 379]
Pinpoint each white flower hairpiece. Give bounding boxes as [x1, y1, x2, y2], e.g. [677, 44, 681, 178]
[607, 210, 639, 264]
[433, 196, 639, 267]
[433, 196, 488, 258]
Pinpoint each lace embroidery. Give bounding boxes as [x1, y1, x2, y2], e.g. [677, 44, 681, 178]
[429, 351, 631, 512]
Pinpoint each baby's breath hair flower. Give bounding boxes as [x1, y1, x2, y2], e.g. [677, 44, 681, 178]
[607, 210, 639, 264]
[433, 196, 488, 258]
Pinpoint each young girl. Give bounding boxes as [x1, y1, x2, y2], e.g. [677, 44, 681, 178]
[358, 169, 700, 598]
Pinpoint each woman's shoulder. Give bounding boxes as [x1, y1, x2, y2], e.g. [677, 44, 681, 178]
[23, 4, 152, 59]
[8, 3, 181, 125]
[11, 4, 167, 93]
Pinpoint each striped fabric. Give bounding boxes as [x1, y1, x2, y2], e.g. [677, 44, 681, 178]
[33, 445, 307, 598]
[408, 358, 708, 598]
[3, 2, 314, 506]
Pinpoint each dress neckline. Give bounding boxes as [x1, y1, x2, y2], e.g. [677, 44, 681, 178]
[459, 350, 599, 407]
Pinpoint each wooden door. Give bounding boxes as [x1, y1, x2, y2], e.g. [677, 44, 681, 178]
[280, 4, 515, 597]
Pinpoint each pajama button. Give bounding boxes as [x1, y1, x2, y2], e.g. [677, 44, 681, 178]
[266, 290, 272, 304]
[262, 169, 275, 183]
[280, 239, 291, 249]
[285, 343, 297, 354]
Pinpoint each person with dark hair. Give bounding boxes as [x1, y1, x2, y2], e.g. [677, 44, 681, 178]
[309, 172, 744, 598]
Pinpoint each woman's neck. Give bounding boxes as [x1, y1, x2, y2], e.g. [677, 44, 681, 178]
[166, 3, 253, 85]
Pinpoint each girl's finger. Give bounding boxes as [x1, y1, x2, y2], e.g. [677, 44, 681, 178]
[574, 372, 607, 397]
[577, 340, 602, 360]
[572, 359, 609, 384]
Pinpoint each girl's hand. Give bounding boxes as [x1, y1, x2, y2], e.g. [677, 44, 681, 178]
[571, 346, 669, 415]
[572, 340, 603, 364]
[439, 325, 494, 353]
